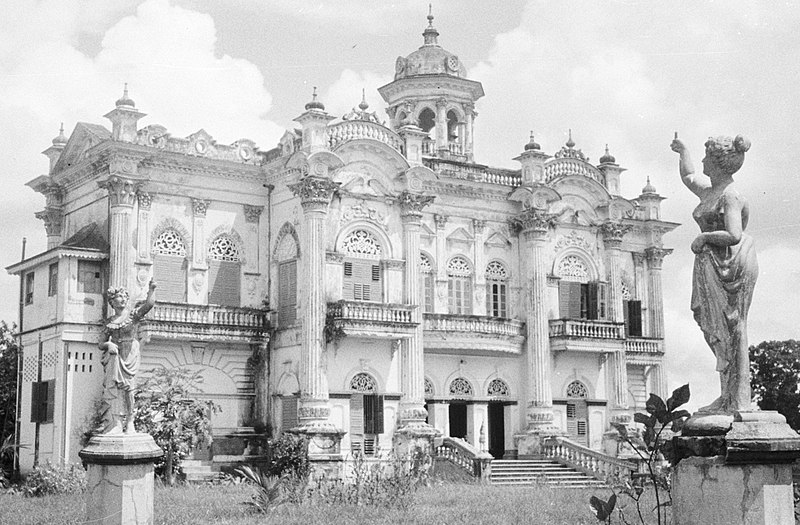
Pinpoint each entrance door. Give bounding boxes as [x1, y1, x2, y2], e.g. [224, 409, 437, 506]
[566, 400, 589, 445]
[448, 403, 467, 439]
[488, 402, 505, 459]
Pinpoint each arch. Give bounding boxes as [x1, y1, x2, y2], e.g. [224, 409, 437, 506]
[566, 380, 589, 399]
[448, 376, 475, 398]
[152, 228, 187, 258]
[349, 372, 379, 393]
[276, 371, 300, 395]
[345, 367, 383, 392]
[274, 222, 300, 261]
[207, 225, 244, 262]
[424, 377, 435, 397]
[416, 106, 436, 133]
[485, 260, 510, 280]
[208, 233, 243, 262]
[553, 248, 598, 283]
[336, 222, 394, 259]
[150, 217, 191, 257]
[446, 255, 473, 277]
[486, 378, 510, 398]
[420, 252, 434, 273]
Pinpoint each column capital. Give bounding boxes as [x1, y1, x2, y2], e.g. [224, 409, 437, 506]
[472, 218, 487, 234]
[398, 191, 434, 220]
[600, 220, 633, 248]
[433, 213, 448, 229]
[137, 192, 152, 210]
[512, 208, 557, 236]
[35, 208, 63, 236]
[243, 204, 264, 223]
[645, 246, 673, 269]
[99, 176, 141, 208]
[191, 198, 211, 217]
[435, 97, 448, 109]
[288, 176, 339, 212]
[632, 251, 646, 267]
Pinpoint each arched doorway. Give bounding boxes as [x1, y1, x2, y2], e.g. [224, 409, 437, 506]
[566, 380, 589, 445]
[448, 377, 473, 440]
[487, 378, 510, 459]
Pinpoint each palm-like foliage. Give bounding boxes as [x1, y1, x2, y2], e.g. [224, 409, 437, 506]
[235, 465, 284, 513]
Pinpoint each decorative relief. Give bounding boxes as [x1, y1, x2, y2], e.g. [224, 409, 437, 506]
[35, 208, 63, 236]
[557, 255, 589, 282]
[386, 259, 405, 270]
[136, 124, 168, 148]
[153, 229, 187, 257]
[342, 229, 382, 257]
[234, 139, 256, 162]
[485, 260, 508, 281]
[448, 377, 474, 398]
[350, 372, 377, 393]
[511, 208, 557, 234]
[447, 256, 472, 277]
[420, 253, 433, 273]
[433, 214, 448, 229]
[424, 378, 435, 397]
[137, 192, 152, 210]
[298, 406, 330, 419]
[245, 274, 258, 297]
[397, 191, 434, 218]
[599, 221, 633, 246]
[288, 176, 340, 209]
[151, 218, 191, 253]
[621, 280, 632, 301]
[191, 272, 204, 294]
[566, 380, 589, 398]
[100, 176, 140, 207]
[487, 378, 510, 398]
[192, 199, 211, 217]
[325, 251, 344, 263]
[340, 200, 389, 228]
[208, 234, 242, 262]
[136, 268, 149, 286]
[243, 205, 263, 223]
[645, 246, 673, 269]
[472, 219, 486, 234]
[554, 231, 591, 252]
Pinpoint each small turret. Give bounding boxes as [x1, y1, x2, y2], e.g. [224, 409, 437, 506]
[104, 84, 146, 143]
[514, 131, 549, 184]
[42, 123, 68, 173]
[294, 87, 335, 153]
[638, 176, 664, 220]
[595, 142, 626, 195]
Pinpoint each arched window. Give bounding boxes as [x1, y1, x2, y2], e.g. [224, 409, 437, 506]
[350, 372, 383, 456]
[208, 233, 242, 306]
[487, 378, 510, 398]
[350, 373, 378, 393]
[276, 230, 299, 327]
[420, 253, 434, 313]
[342, 229, 383, 302]
[424, 378, 435, 398]
[446, 109, 464, 155]
[566, 380, 589, 399]
[152, 229, 187, 302]
[566, 380, 589, 445]
[556, 254, 606, 320]
[449, 377, 474, 398]
[418, 107, 435, 134]
[485, 261, 509, 318]
[447, 256, 472, 314]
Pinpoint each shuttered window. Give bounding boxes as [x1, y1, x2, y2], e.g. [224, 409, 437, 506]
[278, 260, 298, 327]
[77, 261, 103, 294]
[350, 393, 384, 455]
[566, 400, 588, 445]
[153, 255, 187, 302]
[24, 272, 34, 305]
[448, 276, 472, 314]
[624, 300, 643, 337]
[30, 380, 55, 423]
[559, 281, 607, 320]
[48, 263, 58, 297]
[208, 260, 241, 306]
[486, 281, 507, 317]
[343, 259, 381, 302]
[422, 273, 434, 313]
[281, 396, 298, 431]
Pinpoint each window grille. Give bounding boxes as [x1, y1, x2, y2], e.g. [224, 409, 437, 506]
[208, 234, 242, 262]
[566, 380, 589, 398]
[342, 229, 382, 257]
[487, 378, 510, 398]
[449, 377, 474, 398]
[153, 229, 187, 257]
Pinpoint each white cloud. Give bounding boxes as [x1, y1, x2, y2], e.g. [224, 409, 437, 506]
[322, 69, 393, 121]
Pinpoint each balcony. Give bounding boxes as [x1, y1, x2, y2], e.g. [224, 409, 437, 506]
[625, 337, 664, 365]
[423, 313, 525, 355]
[141, 301, 270, 343]
[548, 319, 625, 353]
[326, 301, 418, 340]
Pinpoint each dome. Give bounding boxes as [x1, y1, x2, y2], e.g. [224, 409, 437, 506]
[642, 176, 657, 194]
[393, 12, 466, 80]
[304, 87, 325, 111]
[524, 132, 540, 151]
[52, 123, 67, 146]
[599, 144, 616, 164]
[115, 84, 135, 108]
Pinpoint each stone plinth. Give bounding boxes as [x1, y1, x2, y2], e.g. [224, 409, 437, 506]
[671, 410, 800, 525]
[393, 421, 439, 457]
[79, 433, 163, 525]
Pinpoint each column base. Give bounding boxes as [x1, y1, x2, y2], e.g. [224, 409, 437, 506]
[515, 408, 564, 456]
[671, 410, 800, 525]
[79, 433, 163, 525]
[393, 422, 440, 457]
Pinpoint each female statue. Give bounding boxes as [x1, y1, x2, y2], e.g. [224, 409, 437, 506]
[98, 280, 157, 434]
[671, 134, 757, 413]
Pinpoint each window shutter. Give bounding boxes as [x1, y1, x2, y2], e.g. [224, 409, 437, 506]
[45, 380, 55, 423]
[586, 282, 599, 320]
[371, 265, 380, 281]
[350, 393, 364, 436]
[362, 284, 370, 301]
[628, 300, 643, 337]
[597, 282, 608, 320]
[559, 281, 582, 318]
[30, 382, 41, 423]
[464, 278, 473, 314]
[363, 394, 375, 434]
[153, 255, 187, 302]
[208, 260, 241, 306]
[623, 300, 631, 334]
[344, 262, 353, 277]
[281, 397, 298, 431]
[373, 395, 384, 434]
[279, 261, 297, 326]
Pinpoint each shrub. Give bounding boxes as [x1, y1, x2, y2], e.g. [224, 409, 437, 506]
[254, 433, 310, 479]
[22, 462, 86, 497]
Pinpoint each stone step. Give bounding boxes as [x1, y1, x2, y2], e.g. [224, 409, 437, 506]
[489, 458, 606, 488]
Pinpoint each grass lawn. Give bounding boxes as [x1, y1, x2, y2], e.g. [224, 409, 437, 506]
[0, 481, 662, 525]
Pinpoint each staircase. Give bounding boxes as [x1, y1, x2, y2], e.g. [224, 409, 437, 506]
[490, 458, 606, 487]
[181, 459, 222, 483]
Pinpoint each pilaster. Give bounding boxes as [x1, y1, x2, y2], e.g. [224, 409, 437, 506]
[243, 205, 263, 274]
[99, 175, 141, 290]
[632, 252, 649, 336]
[645, 246, 672, 338]
[472, 219, 487, 316]
[433, 213, 448, 312]
[435, 97, 447, 153]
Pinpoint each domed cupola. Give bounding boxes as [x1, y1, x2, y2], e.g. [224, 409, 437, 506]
[378, 7, 484, 163]
[599, 144, 616, 165]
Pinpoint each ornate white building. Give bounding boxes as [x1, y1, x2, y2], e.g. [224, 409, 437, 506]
[9, 14, 676, 472]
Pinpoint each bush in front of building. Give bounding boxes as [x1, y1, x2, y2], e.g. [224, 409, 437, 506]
[21, 461, 86, 497]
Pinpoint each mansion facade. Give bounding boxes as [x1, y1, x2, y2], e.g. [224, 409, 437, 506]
[9, 15, 676, 471]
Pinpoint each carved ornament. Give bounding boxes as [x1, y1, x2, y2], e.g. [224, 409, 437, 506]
[472, 219, 486, 234]
[243, 204, 263, 223]
[511, 208, 558, 234]
[137, 192, 152, 210]
[397, 191, 435, 218]
[433, 213, 448, 229]
[645, 246, 673, 269]
[554, 230, 591, 252]
[599, 221, 633, 247]
[341, 200, 389, 227]
[192, 198, 211, 217]
[298, 406, 330, 419]
[100, 176, 140, 208]
[35, 208, 63, 236]
[288, 176, 340, 211]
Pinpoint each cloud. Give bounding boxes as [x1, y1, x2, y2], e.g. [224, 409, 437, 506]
[0, 0, 283, 323]
[322, 69, 393, 121]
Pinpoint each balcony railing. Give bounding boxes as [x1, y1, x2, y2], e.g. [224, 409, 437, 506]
[548, 319, 625, 340]
[625, 338, 663, 354]
[542, 436, 636, 481]
[327, 301, 416, 324]
[424, 313, 525, 337]
[423, 158, 521, 187]
[142, 301, 269, 342]
[327, 120, 404, 153]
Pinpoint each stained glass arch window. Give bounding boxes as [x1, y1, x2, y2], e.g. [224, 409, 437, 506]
[487, 378, 510, 398]
[350, 372, 378, 393]
[449, 377, 474, 398]
[566, 380, 588, 399]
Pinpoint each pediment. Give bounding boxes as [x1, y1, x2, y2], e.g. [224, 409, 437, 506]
[446, 227, 474, 245]
[53, 122, 111, 173]
[484, 231, 511, 248]
[420, 223, 436, 238]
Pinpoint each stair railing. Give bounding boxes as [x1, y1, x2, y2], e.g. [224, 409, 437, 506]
[434, 437, 494, 482]
[541, 436, 636, 481]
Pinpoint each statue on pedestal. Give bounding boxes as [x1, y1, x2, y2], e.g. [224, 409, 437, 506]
[670, 134, 757, 414]
[97, 280, 157, 434]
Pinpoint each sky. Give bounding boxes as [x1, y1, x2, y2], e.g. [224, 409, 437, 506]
[1, 0, 799, 411]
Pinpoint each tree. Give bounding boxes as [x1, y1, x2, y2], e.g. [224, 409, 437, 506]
[750, 340, 800, 431]
[133, 367, 220, 486]
[0, 321, 19, 480]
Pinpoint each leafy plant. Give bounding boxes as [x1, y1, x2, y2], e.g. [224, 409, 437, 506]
[235, 465, 284, 513]
[254, 432, 310, 479]
[21, 461, 86, 497]
[324, 301, 347, 346]
[133, 367, 221, 486]
[0, 321, 19, 481]
[750, 340, 800, 431]
[590, 383, 690, 525]
[590, 493, 617, 524]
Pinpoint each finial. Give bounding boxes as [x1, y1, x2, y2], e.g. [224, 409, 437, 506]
[358, 88, 369, 111]
[600, 143, 616, 164]
[52, 122, 68, 146]
[566, 129, 575, 148]
[115, 83, 135, 108]
[428, 3, 434, 26]
[524, 130, 540, 151]
[642, 175, 657, 194]
[304, 86, 325, 111]
[423, 3, 439, 45]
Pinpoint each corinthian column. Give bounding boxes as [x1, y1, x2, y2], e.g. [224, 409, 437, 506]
[516, 208, 560, 438]
[645, 247, 672, 339]
[601, 221, 633, 421]
[395, 191, 437, 453]
[288, 176, 340, 443]
[100, 176, 140, 290]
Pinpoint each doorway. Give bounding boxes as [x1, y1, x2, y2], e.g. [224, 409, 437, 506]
[448, 402, 467, 439]
[488, 402, 505, 459]
[566, 399, 589, 446]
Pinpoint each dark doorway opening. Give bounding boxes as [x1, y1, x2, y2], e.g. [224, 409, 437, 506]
[488, 402, 505, 459]
[448, 402, 467, 439]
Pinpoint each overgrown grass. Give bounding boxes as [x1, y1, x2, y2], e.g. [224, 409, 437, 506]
[0, 481, 657, 525]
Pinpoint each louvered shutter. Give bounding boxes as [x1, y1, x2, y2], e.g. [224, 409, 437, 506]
[30, 382, 41, 423]
[372, 395, 384, 434]
[281, 397, 298, 431]
[208, 260, 241, 306]
[586, 282, 599, 320]
[153, 255, 187, 302]
[627, 300, 643, 337]
[597, 282, 608, 320]
[559, 281, 582, 318]
[278, 261, 297, 326]
[45, 380, 55, 423]
[344, 260, 381, 302]
[350, 393, 364, 437]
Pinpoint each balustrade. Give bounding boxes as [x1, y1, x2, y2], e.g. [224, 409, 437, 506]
[544, 159, 607, 187]
[149, 301, 267, 328]
[328, 301, 416, 324]
[423, 158, 521, 187]
[624, 338, 663, 354]
[435, 437, 493, 481]
[424, 314, 525, 337]
[327, 121, 403, 152]
[541, 436, 636, 481]
[548, 319, 624, 339]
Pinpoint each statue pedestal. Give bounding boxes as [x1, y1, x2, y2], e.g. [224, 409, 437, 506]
[671, 411, 800, 525]
[290, 422, 345, 480]
[393, 421, 440, 457]
[79, 433, 163, 525]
